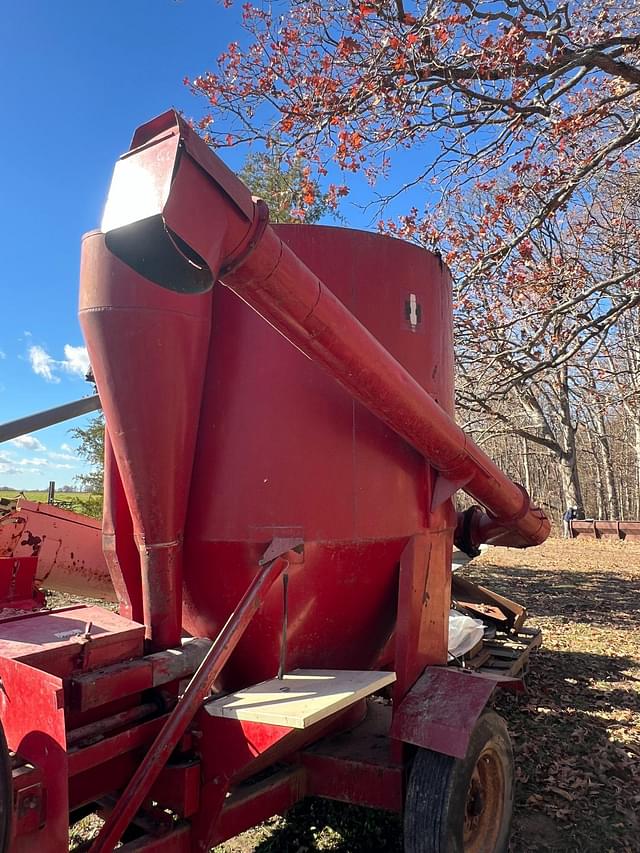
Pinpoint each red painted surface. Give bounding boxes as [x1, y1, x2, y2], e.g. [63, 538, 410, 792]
[0, 657, 68, 852]
[102, 429, 142, 621]
[192, 702, 367, 851]
[80, 231, 212, 649]
[82, 109, 548, 674]
[66, 714, 167, 778]
[0, 557, 44, 610]
[301, 703, 404, 812]
[180, 225, 447, 688]
[149, 761, 201, 818]
[571, 519, 640, 541]
[84, 191, 454, 688]
[620, 521, 640, 541]
[212, 768, 305, 846]
[304, 751, 403, 812]
[0, 500, 112, 600]
[0, 605, 144, 677]
[393, 520, 455, 706]
[390, 666, 519, 759]
[111, 824, 191, 852]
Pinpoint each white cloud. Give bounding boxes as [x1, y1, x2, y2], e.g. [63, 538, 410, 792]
[61, 345, 90, 378]
[27, 343, 89, 384]
[0, 447, 84, 488]
[60, 443, 72, 452]
[48, 451, 77, 461]
[0, 350, 5, 359]
[0, 453, 19, 476]
[28, 345, 60, 383]
[10, 435, 46, 451]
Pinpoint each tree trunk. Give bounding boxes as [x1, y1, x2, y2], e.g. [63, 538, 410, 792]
[595, 412, 620, 518]
[558, 450, 583, 512]
[635, 420, 640, 518]
[556, 366, 584, 512]
[522, 436, 531, 496]
[587, 433, 605, 519]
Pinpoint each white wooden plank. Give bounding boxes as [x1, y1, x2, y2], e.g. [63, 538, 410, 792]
[204, 669, 396, 729]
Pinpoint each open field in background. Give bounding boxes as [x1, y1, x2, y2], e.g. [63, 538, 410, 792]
[0, 490, 95, 504]
[0, 490, 100, 516]
[213, 538, 640, 853]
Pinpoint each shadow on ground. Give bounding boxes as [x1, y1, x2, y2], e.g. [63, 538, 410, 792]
[472, 559, 640, 853]
[252, 799, 402, 853]
[216, 548, 640, 853]
[471, 563, 640, 626]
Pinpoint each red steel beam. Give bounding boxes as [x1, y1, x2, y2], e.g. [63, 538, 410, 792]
[212, 767, 306, 846]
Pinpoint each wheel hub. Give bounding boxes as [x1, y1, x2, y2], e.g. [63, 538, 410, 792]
[463, 743, 505, 852]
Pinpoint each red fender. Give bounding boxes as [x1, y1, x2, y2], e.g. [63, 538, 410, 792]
[390, 666, 522, 759]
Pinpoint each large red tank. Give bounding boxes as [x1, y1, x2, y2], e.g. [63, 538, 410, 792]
[81, 110, 548, 686]
[180, 225, 454, 686]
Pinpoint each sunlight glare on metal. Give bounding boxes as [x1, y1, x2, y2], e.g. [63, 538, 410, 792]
[101, 157, 170, 233]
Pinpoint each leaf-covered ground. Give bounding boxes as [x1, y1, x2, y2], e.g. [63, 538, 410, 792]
[215, 537, 640, 853]
[472, 538, 640, 853]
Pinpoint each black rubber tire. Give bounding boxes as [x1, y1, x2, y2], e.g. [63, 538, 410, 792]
[404, 711, 514, 853]
[0, 719, 12, 853]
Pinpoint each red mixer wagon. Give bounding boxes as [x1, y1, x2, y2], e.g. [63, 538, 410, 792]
[0, 111, 549, 852]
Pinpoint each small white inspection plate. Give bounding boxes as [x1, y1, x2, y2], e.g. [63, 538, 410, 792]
[205, 669, 396, 729]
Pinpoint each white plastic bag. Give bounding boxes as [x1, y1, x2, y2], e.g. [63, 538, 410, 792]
[447, 609, 485, 660]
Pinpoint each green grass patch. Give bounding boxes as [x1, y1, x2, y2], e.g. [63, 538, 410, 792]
[0, 489, 94, 504]
[0, 490, 101, 517]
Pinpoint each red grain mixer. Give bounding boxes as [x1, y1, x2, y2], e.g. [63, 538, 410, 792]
[0, 111, 549, 852]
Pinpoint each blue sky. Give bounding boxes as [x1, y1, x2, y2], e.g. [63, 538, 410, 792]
[0, 0, 425, 490]
[0, 0, 252, 489]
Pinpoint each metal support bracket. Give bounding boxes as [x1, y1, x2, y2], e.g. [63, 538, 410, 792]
[431, 473, 471, 512]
